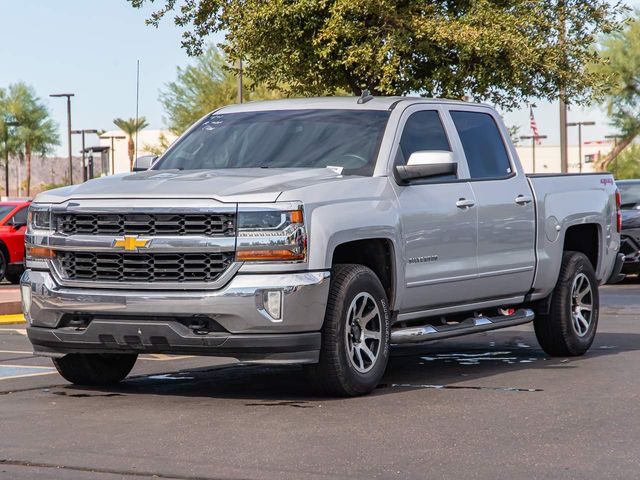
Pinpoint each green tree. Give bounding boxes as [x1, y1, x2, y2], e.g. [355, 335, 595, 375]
[593, 15, 640, 171]
[1, 83, 59, 196]
[607, 143, 640, 179]
[160, 46, 285, 134]
[113, 117, 149, 171]
[130, 0, 622, 110]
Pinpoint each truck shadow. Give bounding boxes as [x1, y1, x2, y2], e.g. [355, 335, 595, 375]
[64, 330, 640, 402]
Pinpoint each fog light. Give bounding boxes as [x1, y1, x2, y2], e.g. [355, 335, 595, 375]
[21, 284, 32, 317]
[263, 290, 282, 321]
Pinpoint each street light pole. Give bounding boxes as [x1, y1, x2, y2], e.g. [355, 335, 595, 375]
[521, 135, 548, 173]
[567, 121, 596, 173]
[49, 93, 75, 184]
[2, 119, 19, 197]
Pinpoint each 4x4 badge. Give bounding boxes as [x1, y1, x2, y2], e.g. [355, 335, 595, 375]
[113, 235, 150, 251]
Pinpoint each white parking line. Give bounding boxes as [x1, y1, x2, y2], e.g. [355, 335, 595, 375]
[0, 364, 57, 381]
[0, 371, 57, 380]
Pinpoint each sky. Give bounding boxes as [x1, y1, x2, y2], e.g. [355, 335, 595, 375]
[0, 1, 632, 156]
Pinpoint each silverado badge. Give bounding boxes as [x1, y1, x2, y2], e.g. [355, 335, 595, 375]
[113, 235, 150, 251]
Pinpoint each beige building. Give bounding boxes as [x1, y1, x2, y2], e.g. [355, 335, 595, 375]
[98, 129, 178, 175]
[515, 142, 613, 174]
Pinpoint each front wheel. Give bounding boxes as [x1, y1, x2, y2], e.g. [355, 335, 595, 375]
[5, 269, 23, 285]
[53, 353, 138, 385]
[305, 264, 390, 397]
[534, 251, 599, 356]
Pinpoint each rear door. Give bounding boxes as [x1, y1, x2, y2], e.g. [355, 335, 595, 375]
[446, 108, 536, 300]
[392, 105, 479, 311]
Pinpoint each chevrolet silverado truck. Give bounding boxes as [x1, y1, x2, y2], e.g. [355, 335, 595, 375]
[22, 97, 624, 396]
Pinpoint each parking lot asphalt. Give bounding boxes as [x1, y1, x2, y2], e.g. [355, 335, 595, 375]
[1, 283, 639, 480]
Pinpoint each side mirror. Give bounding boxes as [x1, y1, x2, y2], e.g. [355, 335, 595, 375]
[132, 155, 158, 172]
[396, 151, 457, 184]
[8, 217, 26, 229]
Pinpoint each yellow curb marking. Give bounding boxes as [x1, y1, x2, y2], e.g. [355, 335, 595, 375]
[0, 314, 25, 325]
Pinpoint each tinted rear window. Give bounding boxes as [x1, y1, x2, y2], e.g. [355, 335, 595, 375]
[450, 111, 512, 179]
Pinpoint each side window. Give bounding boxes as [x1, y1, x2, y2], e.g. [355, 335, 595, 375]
[12, 207, 28, 225]
[398, 110, 451, 165]
[450, 111, 512, 179]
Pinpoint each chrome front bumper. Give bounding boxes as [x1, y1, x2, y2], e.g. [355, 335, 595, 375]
[22, 269, 330, 363]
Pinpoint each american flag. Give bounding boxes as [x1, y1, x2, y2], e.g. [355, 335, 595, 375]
[529, 106, 541, 145]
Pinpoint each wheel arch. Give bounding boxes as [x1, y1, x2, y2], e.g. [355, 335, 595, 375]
[563, 223, 600, 272]
[331, 238, 397, 309]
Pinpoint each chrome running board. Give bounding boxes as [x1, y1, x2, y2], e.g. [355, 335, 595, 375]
[390, 308, 535, 345]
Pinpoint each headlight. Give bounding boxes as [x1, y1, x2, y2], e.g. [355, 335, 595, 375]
[236, 205, 306, 262]
[26, 204, 54, 270]
[27, 205, 52, 234]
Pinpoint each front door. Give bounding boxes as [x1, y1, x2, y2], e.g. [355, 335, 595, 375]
[393, 107, 479, 311]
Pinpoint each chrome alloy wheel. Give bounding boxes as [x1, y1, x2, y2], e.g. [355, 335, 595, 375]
[345, 292, 382, 373]
[571, 272, 593, 337]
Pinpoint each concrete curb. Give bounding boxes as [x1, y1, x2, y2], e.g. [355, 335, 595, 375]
[0, 301, 22, 316]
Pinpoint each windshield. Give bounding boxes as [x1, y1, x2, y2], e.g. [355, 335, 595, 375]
[0, 206, 15, 222]
[618, 183, 640, 209]
[154, 109, 390, 176]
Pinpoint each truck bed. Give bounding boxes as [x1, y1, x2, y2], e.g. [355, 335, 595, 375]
[526, 172, 618, 299]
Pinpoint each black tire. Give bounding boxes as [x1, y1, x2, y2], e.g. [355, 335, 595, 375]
[534, 251, 599, 356]
[5, 270, 22, 285]
[0, 249, 7, 283]
[306, 264, 390, 397]
[52, 353, 138, 386]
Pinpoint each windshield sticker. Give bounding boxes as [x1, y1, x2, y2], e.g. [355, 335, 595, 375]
[201, 115, 225, 131]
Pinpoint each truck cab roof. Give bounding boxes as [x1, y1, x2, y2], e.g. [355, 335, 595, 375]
[217, 96, 489, 113]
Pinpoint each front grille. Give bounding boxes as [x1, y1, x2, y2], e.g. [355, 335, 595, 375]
[57, 251, 234, 283]
[56, 213, 235, 237]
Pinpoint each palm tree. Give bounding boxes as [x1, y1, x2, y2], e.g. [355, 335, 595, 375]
[3, 83, 59, 196]
[113, 117, 149, 171]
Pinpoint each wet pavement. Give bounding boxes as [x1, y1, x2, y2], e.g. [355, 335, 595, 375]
[0, 284, 639, 479]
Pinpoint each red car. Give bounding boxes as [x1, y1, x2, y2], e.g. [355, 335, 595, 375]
[0, 201, 30, 284]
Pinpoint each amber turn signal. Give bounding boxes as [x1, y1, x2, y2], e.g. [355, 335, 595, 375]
[27, 246, 56, 259]
[236, 249, 305, 262]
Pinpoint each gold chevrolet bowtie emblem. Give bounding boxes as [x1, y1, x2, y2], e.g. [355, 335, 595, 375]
[113, 236, 150, 251]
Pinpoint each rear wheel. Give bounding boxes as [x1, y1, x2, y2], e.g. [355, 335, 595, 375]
[306, 264, 390, 397]
[52, 353, 138, 385]
[534, 251, 599, 356]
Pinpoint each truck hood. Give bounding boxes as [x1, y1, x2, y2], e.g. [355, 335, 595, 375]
[35, 168, 354, 204]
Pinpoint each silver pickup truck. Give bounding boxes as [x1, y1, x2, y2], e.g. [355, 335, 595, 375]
[22, 97, 624, 396]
